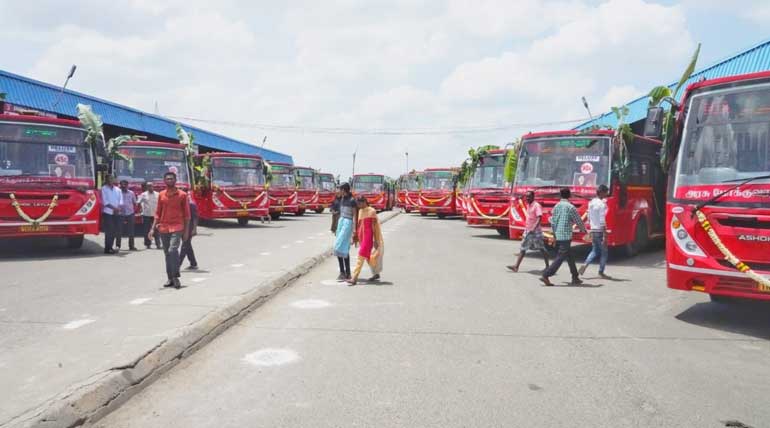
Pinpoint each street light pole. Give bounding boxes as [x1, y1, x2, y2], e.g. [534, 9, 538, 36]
[52, 65, 77, 108]
[405, 150, 409, 173]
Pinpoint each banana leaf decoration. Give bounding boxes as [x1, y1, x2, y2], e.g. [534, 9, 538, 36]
[503, 140, 520, 184]
[0, 92, 6, 100]
[176, 124, 196, 155]
[106, 135, 145, 173]
[76, 104, 106, 150]
[459, 144, 500, 185]
[648, 43, 700, 171]
[193, 154, 212, 190]
[263, 161, 273, 186]
[611, 105, 632, 184]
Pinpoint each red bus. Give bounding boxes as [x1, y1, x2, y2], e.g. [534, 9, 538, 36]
[465, 149, 511, 237]
[267, 162, 298, 220]
[646, 71, 770, 302]
[351, 173, 391, 211]
[0, 114, 100, 248]
[508, 130, 665, 254]
[113, 140, 193, 224]
[315, 172, 336, 213]
[193, 153, 268, 226]
[418, 168, 459, 218]
[397, 171, 421, 213]
[294, 166, 318, 215]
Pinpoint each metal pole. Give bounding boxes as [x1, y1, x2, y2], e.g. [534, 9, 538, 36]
[405, 151, 409, 173]
[581, 96, 594, 122]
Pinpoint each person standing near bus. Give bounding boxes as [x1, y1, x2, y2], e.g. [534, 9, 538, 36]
[179, 194, 199, 271]
[101, 174, 122, 254]
[333, 183, 356, 281]
[507, 191, 549, 273]
[116, 180, 138, 251]
[149, 172, 190, 289]
[137, 182, 161, 249]
[579, 184, 610, 279]
[540, 188, 586, 286]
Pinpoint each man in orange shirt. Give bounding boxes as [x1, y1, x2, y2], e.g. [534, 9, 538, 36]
[149, 172, 190, 289]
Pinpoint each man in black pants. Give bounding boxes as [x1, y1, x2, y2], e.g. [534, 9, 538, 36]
[179, 196, 199, 270]
[100, 175, 121, 254]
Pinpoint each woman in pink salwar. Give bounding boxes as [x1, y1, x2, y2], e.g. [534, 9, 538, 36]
[348, 197, 384, 286]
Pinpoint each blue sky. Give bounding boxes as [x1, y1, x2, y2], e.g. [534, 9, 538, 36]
[0, 0, 767, 177]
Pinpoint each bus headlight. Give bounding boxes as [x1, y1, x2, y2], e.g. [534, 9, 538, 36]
[671, 216, 705, 257]
[510, 205, 523, 222]
[212, 193, 226, 208]
[75, 192, 97, 216]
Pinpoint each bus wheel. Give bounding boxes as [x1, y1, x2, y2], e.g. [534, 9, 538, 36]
[496, 228, 508, 238]
[404, 208, 411, 213]
[624, 218, 649, 257]
[66, 236, 84, 249]
[296, 209, 305, 216]
[437, 213, 446, 219]
[314, 208, 324, 214]
[420, 212, 427, 217]
[270, 212, 281, 221]
[237, 218, 249, 226]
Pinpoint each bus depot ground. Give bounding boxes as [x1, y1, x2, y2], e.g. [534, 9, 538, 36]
[3, 212, 770, 428]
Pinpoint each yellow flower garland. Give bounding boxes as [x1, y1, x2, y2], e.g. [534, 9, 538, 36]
[421, 194, 450, 203]
[269, 191, 297, 206]
[218, 188, 266, 210]
[10, 193, 59, 227]
[694, 209, 770, 292]
[470, 197, 510, 220]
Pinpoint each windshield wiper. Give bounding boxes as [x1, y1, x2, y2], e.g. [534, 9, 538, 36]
[692, 173, 770, 214]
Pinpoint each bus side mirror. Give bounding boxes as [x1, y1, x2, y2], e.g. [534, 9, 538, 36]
[643, 107, 665, 139]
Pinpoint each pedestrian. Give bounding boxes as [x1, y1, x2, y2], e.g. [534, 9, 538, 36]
[137, 182, 161, 249]
[100, 174, 122, 254]
[116, 180, 138, 251]
[179, 195, 199, 271]
[333, 183, 356, 281]
[579, 184, 610, 279]
[148, 172, 190, 289]
[330, 187, 341, 234]
[506, 190, 549, 272]
[348, 196, 384, 286]
[540, 188, 587, 286]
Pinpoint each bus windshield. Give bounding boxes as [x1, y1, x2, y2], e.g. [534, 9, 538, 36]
[405, 175, 420, 191]
[676, 83, 770, 198]
[353, 175, 384, 192]
[318, 175, 335, 191]
[471, 154, 506, 189]
[271, 172, 295, 189]
[115, 146, 190, 185]
[0, 122, 94, 184]
[515, 137, 610, 189]
[295, 169, 315, 190]
[423, 171, 454, 191]
[211, 157, 264, 187]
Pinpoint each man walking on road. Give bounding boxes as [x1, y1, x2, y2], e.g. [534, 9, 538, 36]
[540, 188, 586, 286]
[579, 184, 610, 279]
[507, 190, 549, 273]
[100, 174, 121, 254]
[149, 172, 190, 289]
[137, 182, 161, 249]
[116, 180, 138, 251]
[179, 195, 199, 271]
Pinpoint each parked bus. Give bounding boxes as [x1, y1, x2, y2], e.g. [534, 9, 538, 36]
[113, 140, 193, 225]
[508, 130, 665, 251]
[193, 153, 268, 226]
[267, 162, 298, 220]
[294, 166, 318, 215]
[351, 173, 391, 211]
[419, 168, 459, 218]
[645, 71, 770, 302]
[0, 113, 100, 248]
[466, 148, 511, 237]
[397, 171, 421, 212]
[315, 172, 336, 213]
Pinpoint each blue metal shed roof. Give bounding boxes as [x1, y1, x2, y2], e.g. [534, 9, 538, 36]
[0, 69, 293, 164]
[576, 38, 770, 130]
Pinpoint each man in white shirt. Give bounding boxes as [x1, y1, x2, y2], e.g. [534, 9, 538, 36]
[100, 175, 122, 254]
[137, 182, 161, 249]
[579, 184, 610, 278]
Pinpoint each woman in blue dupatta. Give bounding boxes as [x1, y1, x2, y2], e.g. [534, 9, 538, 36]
[334, 183, 357, 281]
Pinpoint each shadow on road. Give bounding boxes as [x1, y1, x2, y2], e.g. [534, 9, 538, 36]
[0, 237, 105, 261]
[470, 233, 508, 240]
[676, 301, 770, 340]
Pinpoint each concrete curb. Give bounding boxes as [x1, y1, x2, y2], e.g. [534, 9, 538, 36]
[6, 211, 400, 428]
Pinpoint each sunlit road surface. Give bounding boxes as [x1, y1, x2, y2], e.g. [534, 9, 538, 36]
[0, 213, 352, 425]
[96, 213, 770, 428]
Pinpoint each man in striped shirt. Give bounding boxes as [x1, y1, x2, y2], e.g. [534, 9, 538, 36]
[540, 188, 587, 286]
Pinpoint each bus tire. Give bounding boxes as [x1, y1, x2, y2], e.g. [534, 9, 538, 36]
[624, 218, 649, 257]
[404, 208, 411, 213]
[437, 213, 446, 219]
[296, 209, 305, 216]
[66, 236, 84, 249]
[237, 218, 249, 226]
[270, 212, 281, 221]
[314, 208, 324, 214]
[420, 212, 427, 217]
[496, 228, 508, 238]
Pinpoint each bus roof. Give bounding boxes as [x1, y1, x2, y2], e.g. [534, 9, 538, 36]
[522, 129, 615, 140]
[195, 152, 263, 161]
[686, 69, 770, 93]
[122, 141, 187, 150]
[0, 114, 82, 128]
[353, 173, 385, 177]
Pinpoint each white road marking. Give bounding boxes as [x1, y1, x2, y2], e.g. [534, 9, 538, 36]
[230, 263, 244, 268]
[191, 277, 207, 283]
[62, 319, 95, 330]
[295, 240, 305, 244]
[280, 245, 290, 249]
[315, 232, 325, 236]
[129, 298, 152, 305]
[307, 236, 316, 240]
[259, 252, 272, 256]
[290, 299, 331, 309]
[320, 279, 343, 286]
[242, 348, 299, 367]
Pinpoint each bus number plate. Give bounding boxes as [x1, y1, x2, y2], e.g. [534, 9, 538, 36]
[20, 225, 49, 232]
[236, 210, 249, 217]
[429, 208, 437, 213]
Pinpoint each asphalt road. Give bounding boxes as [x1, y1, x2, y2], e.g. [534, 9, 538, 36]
[96, 213, 770, 428]
[0, 212, 353, 425]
